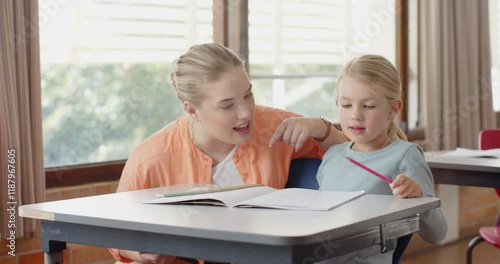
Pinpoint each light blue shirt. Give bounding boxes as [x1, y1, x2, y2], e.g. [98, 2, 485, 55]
[316, 139, 447, 263]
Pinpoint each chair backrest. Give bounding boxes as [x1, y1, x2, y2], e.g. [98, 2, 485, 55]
[286, 158, 412, 264]
[286, 158, 321, 189]
[478, 129, 500, 151]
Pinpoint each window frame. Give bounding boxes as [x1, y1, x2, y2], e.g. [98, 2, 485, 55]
[45, 0, 414, 188]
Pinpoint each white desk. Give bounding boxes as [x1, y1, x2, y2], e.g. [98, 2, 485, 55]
[19, 185, 440, 264]
[425, 152, 500, 187]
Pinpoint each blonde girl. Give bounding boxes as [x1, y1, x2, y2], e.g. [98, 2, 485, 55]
[316, 55, 447, 264]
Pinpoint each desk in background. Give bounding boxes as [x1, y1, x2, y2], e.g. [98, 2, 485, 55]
[19, 185, 440, 264]
[425, 152, 500, 243]
[426, 152, 500, 187]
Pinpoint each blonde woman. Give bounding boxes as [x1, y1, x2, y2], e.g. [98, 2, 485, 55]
[316, 54, 447, 263]
[110, 43, 346, 264]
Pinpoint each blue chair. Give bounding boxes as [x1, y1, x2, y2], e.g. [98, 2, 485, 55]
[286, 158, 321, 189]
[286, 158, 412, 264]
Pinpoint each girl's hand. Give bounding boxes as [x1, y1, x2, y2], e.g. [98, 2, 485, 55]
[390, 174, 423, 198]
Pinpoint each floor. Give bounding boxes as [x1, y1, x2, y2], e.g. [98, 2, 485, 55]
[401, 237, 499, 264]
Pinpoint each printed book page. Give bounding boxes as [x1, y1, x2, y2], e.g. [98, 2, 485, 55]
[438, 148, 500, 159]
[145, 186, 366, 211]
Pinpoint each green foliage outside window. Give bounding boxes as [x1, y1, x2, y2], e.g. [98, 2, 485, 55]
[42, 63, 183, 167]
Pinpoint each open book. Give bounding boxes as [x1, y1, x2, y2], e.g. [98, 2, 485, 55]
[145, 185, 365, 211]
[438, 147, 500, 159]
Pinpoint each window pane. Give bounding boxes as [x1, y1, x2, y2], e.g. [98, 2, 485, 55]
[408, 0, 419, 129]
[40, 0, 212, 167]
[490, 0, 500, 111]
[248, 0, 396, 122]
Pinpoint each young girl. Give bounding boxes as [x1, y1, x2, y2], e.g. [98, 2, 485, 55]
[316, 54, 447, 263]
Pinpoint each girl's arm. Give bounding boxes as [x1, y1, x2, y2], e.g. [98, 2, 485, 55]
[398, 146, 448, 244]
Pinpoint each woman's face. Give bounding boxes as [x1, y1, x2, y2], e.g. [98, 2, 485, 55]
[195, 65, 255, 146]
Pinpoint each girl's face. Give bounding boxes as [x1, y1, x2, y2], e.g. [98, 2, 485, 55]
[337, 76, 401, 152]
[193, 66, 255, 148]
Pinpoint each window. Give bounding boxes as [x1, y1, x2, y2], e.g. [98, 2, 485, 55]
[40, 0, 212, 167]
[489, 0, 500, 111]
[40, 0, 410, 187]
[247, 0, 397, 122]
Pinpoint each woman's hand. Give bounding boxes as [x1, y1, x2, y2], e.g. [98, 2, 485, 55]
[269, 117, 346, 152]
[269, 117, 318, 152]
[390, 174, 423, 198]
[118, 249, 189, 264]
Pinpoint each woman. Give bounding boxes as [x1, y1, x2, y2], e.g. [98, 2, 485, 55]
[110, 42, 346, 264]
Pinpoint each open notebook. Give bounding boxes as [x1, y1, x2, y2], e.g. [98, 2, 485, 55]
[146, 185, 365, 211]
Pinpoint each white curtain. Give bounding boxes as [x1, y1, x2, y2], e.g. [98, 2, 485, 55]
[0, 0, 44, 239]
[420, 0, 497, 151]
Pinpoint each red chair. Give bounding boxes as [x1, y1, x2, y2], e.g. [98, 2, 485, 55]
[466, 129, 500, 264]
[478, 129, 500, 151]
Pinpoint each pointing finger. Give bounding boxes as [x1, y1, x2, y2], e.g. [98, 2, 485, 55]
[269, 122, 288, 147]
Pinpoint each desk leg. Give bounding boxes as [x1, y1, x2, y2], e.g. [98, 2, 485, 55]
[44, 251, 64, 264]
[41, 220, 67, 264]
[42, 240, 66, 264]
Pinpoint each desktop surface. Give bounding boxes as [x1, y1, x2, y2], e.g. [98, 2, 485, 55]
[426, 152, 500, 172]
[20, 185, 439, 246]
[19, 185, 440, 263]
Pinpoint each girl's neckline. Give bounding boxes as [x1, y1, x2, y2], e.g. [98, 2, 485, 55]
[348, 139, 400, 154]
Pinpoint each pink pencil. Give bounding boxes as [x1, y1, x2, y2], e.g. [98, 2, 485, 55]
[346, 157, 393, 184]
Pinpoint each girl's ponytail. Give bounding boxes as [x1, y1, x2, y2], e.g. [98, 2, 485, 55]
[388, 120, 407, 141]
